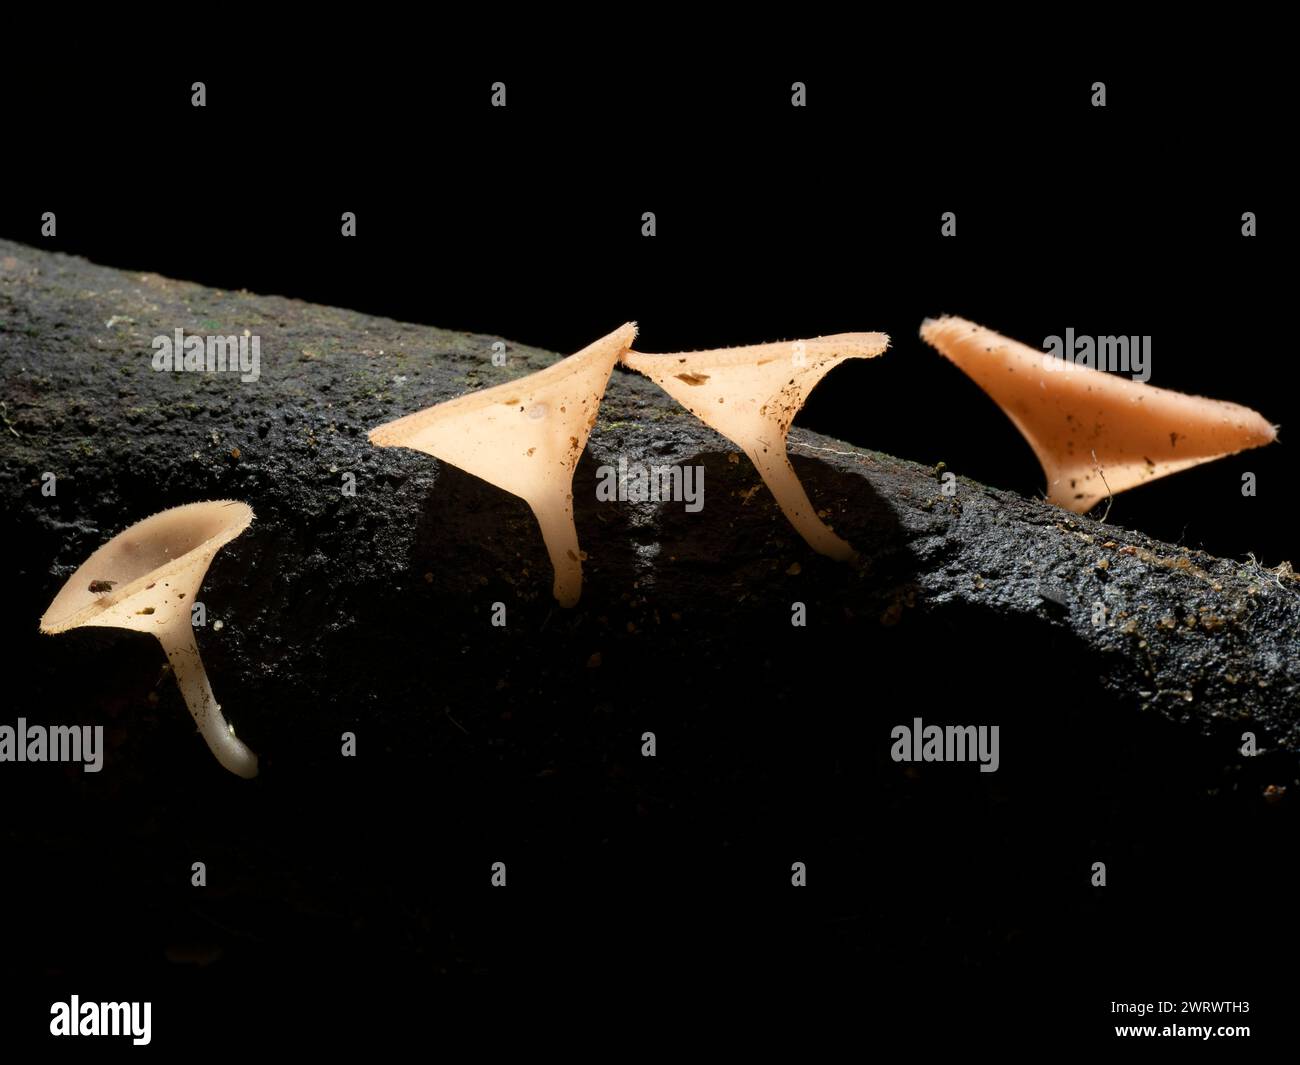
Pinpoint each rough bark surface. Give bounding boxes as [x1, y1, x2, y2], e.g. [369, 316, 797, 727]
[3, 238, 1297, 755]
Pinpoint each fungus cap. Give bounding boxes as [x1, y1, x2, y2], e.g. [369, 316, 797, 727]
[622, 333, 889, 559]
[369, 323, 636, 606]
[41, 501, 254, 635]
[920, 316, 1277, 512]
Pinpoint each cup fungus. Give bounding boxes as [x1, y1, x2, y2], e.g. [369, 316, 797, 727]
[621, 333, 890, 559]
[39, 501, 259, 778]
[369, 323, 636, 607]
[920, 316, 1277, 512]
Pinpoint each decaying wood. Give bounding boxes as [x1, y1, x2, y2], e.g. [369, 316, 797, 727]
[3, 237, 1298, 763]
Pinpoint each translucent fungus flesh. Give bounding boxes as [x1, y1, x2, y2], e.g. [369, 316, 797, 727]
[920, 316, 1277, 512]
[369, 323, 636, 606]
[39, 501, 259, 778]
[621, 333, 890, 559]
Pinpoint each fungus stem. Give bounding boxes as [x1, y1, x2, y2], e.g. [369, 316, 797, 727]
[530, 499, 583, 608]
[158, 621, 258, 778]
[748, 447, 855, 561]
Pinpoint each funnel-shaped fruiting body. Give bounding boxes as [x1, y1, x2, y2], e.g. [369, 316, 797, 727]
[622, 333, 889, 559]
[39, 501, 258, 778]
[370, 323, 635, 607]
[920, 316, 1277, 512]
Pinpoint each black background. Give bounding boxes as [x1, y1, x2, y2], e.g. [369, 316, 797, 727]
[2, 38, 1294, 1052]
